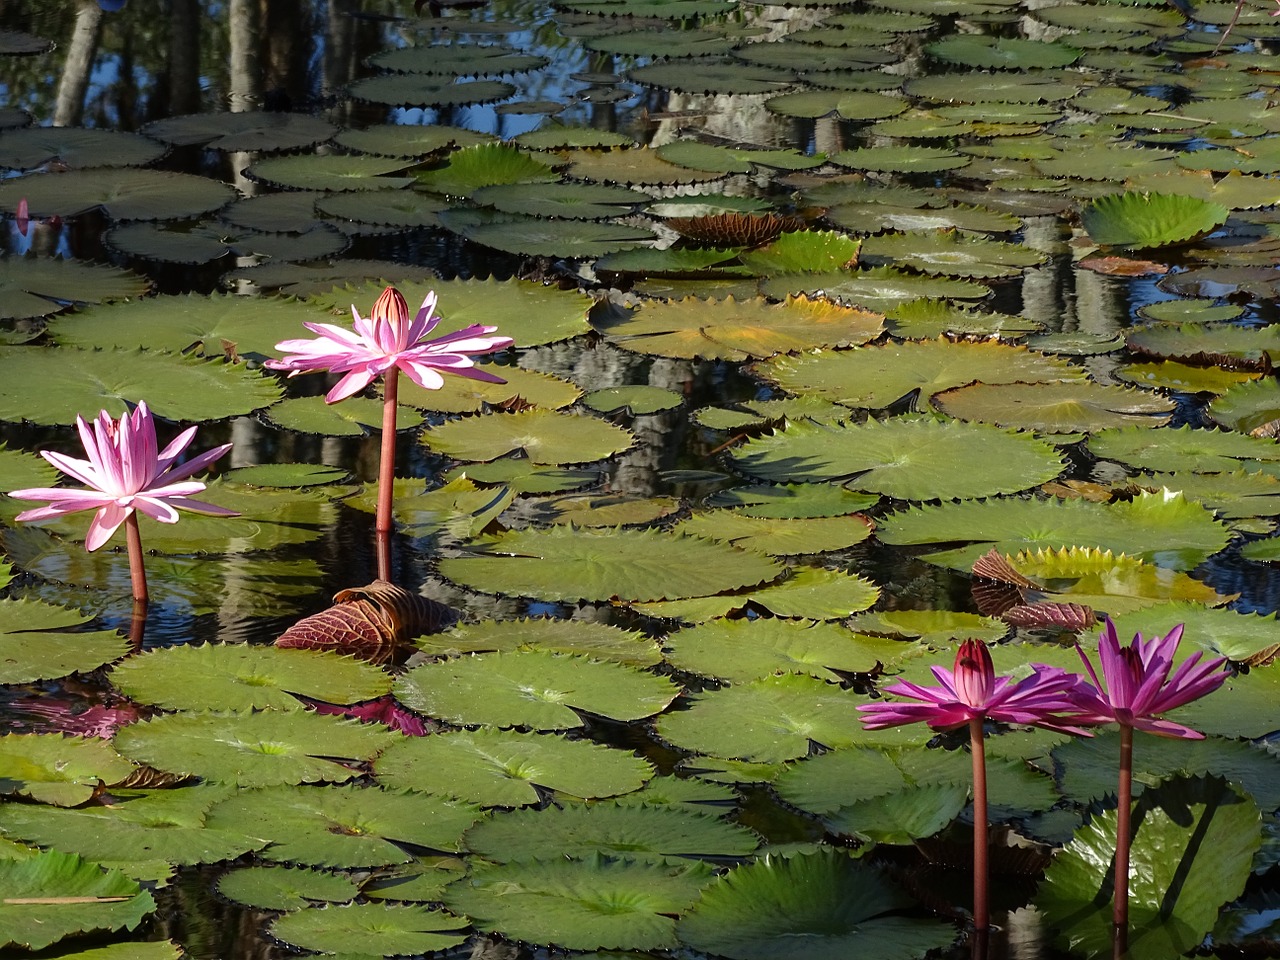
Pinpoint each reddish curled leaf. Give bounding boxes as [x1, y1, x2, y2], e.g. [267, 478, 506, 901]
[309, 695, 432, 736]
[1078, 256, 1169, 277]
[971, 579, 1024, 617]
[16, 698, 141, 739]
[971, 548, 1037, 588]
[999, 601, 1095, 631]
[275, 580, 458, 664]
[666, 212, 805, 246]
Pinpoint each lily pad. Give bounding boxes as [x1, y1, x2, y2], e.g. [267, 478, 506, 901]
[731, 416, 1063, 499]
[760, 266, 990, 312]
[216, 864, 360, 911]
[422, 408, 633, 463]
[0, 734, 133, 807]
[0, 257, 150, 321]
[142, 112, 337, 151]
[0, 127, 166, 170]
[393, 649, 680, 729]
[346, 75, 516, 107]
[934, 381, 1174, 433]
[473, 180, 647, 219]
[374, 728, 653, 806]
[0, 598, 129, 685]
[664, 618, 888, 682]
[633, 565, 879, 622]
[269, 902, 469, 955]
[1082, 191, 1229, 249]
[440, 526, 782, 603]
[417, 617, 661, 666]
[0, 169, 236, 221]
[441, 208, 655, 258]
[673, 511, 873, 556]
[860, 231, 1044, 278]
[246, 154, 414, 192]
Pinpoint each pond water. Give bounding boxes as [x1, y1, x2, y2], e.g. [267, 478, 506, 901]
[3, 1, 1280, 959]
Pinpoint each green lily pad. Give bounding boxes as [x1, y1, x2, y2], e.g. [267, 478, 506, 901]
[1126, 323, 1280, 368]
[934, 381, 1174, 433]
[205, 784, 482, 866]
[0, 598, 129, 684]
[246, 154, 414, 192]
[105, 220, 348, 265]
[677, 848, 955, 960]
[472, 180, 646, 219]
[263, 395, 423, 435]
[673, 511, 873, 556]
[563, 146, 727, 187]
[415, 142, 558, 197]
[112, 710, 395, 786]
[657, 141, 825, 174]
[0, 169, 236, 221]
[628, 59, 794, 94]
[393, 649, 680, 729]
[269, 902, 469, 955]
[333, 124, 495, 157]
[860, 231, 1044, 278]
[761, 266, 990, 312]
[1209, 377, 1280, 433]
[1039, 777, 1259, 960]
[0, 851, 156, 951]
[0, 347, 280, 425]
[216, 864, 360, 910]
[529, 493, 681, 528]
[694, 396, 850, 431]
[664, 618, 888, 682]
[0, 127, 166, 170]
[465, 802, 758, 862]
[222, 463, 349, 487]
[633, 565, 879, 622]
[374, 728, 653, 806]
[729, 416, 1064, 499]
[141, 112, 337, 151]
[439, 526, 782, 603]
[370, 44, 547, 75]
[582, 385, 683, 415]
[444, 854, 714, 951]
[0, 734, 134, 807]
[1082, 191, 1229, 249]
[844, 609, 1007, 645]
[441, 208, 655, 258]
[109, 644, 390, 712]
[442, 459, 598, 494]
[422, 408, 633, 464]
[752, 338, 1086, 411]
[826, 200, 1023, 235]
[346, 75, 516, 107]
[706, 483, 879, 518]
[417, 617, 661, 666]
[0, 257, 150, 321]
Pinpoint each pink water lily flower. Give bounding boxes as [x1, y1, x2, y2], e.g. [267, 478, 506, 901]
[265, 286, 514, 404]
[9, 401, 235, 552]
[859, 638, 1091, 734]
[1070, 619, 1227, 739]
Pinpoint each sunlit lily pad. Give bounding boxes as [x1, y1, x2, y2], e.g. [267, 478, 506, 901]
[582, 385, 683, 415]
[263, 395, 422, 435]
[633, 565, 879, 622]
[0, 734, 134, 807]
[879, 490, 1232, 571]
[859, 230, 1045, 278]
[1126, 323, 1280, 369]
[0, 348, 280, 425]
[142, 112, 337, 151]
[416, 143, 558, 197]
[1209, 377, 1280, 433]
[664, 618, 887, 682]
[530, 493, 681, 528]
[831, 145, 969, 173]
[418, 617, 661, 666]
[205, 784, 482, 866]
[761, 266, 989, 312]
[106, 220, 348, 265]
[109, 644, 390, 713]
[465, 802, 758, 862]
[1082, 191, 1229, 249]
[441, 459, 598, 494]
[440, 526, 782, 603]
[441, 208, 655, 258]
[730, 416, 1064, 499]
[0, 851, 156, 951]
[595, 295, 883, 360]
[421, 408, 633, 463]
[0, 598, 129, 684]
[374, 728, 653, 806]
[1116, 360, 1260, 394]
[1089, 423, 1280, 473]
[269, 902, 468, 955]
[934, 381, 1174, 433]
[656, 674, 871, 763]
[826, 200, 1022, 235]
[113, 711, 395, 786]
[216, 864, 359, 911]
[674, 511, 873, 555]
[0, 257, 150, 321]
[706, 483, 879, 518]
[222, 463, 349, 487]
[753, 339, 1085, 411]
[738, 230, 861, 277]
[678, 848, 955, 960]
[0, 169, 236, 221]
[393, 650, 680, 729]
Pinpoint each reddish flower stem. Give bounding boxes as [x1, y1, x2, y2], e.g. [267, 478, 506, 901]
[970, 716, 989, 934]
[1114, 724, 1134, 932]
[123, 512, 148, 605]
[376, 368, 399, 537]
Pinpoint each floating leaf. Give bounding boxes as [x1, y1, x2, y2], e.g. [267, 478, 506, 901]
[0, 734, 133, 807]
[142, 112, 336, 151]
[731, 416, 1063, 499]
[0, 851, 155, 951]
[422, 408, 632, 464]
[216, 864, 360, 911]
[634, 565, 879, 622]
[0, 598, 129, 685]
[269, 902, 468, 955]
[860, 230, 1043, 278]
[0, 127, 165, 170]
[109, 644, 390, 712]
[246, 154, 414, 192]
[677, 849, 956, 960]
[706, 483, 879, 519]
[346, 75, 516, 107]
[760, 266, 989, 312]
[629, 59, 794, 94]
[664, 618, 887, 682]
[1126, 323, 1280, 369]
[0, 258, 149, 321]
[673, 511, 873, 556]
[1209, 377, 1280, 433]
[206, 784, 481, 866]
[393, 650, 680, 729]
[0, 348, 280, 425]
[112, 711, 395, 786]
[472, 180, 646, 218]
[420, 617, 659, 665]
[0, 169, 236, 221]
[582, 385, 683, 415]
[374, 728, 653, 806]
[444, 854, 714, 951]
[263, 395, 422, 435]
[934, 381, 1173, 433]
[1082, 191, 1229, 249]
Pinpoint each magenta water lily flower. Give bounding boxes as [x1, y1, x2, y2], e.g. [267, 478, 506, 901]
[9, 402, 234, 603]
[1070, 620, 1227, 739]
[859, 638, 1090, 734]
[265, 286, 514, 404]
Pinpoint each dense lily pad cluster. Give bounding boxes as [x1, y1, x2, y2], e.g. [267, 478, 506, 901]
[5, 0, 1280, 957]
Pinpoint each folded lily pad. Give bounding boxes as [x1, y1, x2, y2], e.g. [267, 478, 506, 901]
[0, 733, 134, 807]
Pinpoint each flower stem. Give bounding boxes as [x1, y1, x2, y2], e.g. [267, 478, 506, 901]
[1114, 724, 1134, 933]
[376, 368, 399, 536]
[123, 511, 148, 605]
[970, 716, 989, 934]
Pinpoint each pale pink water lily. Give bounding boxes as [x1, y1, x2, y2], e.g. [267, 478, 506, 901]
[10, 402, 235, 551]
[859, 638, 1090, 734]
[265, 286, 514, 404]
[1070, 619, 1227, 739]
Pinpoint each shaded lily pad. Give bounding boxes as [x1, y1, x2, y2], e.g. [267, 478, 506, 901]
[582, 385, 683, 415]
[444, 854, 714, 951]
[859, 231, 1044, 278]
[628, 59, 794, 94]
[441, 208, 655, 258]
[706, 483, 879, 518]
[0, 734, 133, 807]
[831, 145, 969, 173]
[0, 347, 280, 425]
[1088, 423, 1280, 474]
[110, 644, 390, 712]
[374, 728, 653, 806]
[678, 849, 955, 960]
[417, 143, 558, 197]
[440, 526, 782, 603]
[264, 395, 422, 435]
[0, 257, 150, 321]
[473, 180, 647, 219]
[113, 710, 395, 786]
[142, 112, 337, 151]
[393, 650, 680, 729]
[421, 408, 633, 463]
[205, 784, 483, 865]
[0, 169, 236, 221]
[441, 459, 598, 494]
[216, 864, 359, 911]
[0, 851, 155, 951]
[370, 45, 547, 75]
[334, 124, 495, 158]
[760, 266, 989, 312]
[0, 127, 165, 170]
[246, 154, 414, 192]
[346, 75, 516, 107]
[269, 902, 468, 955]
[730, 417, 1064, 499]
[1209, 378, 1280, 433]
[633, 565, 879, 622]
